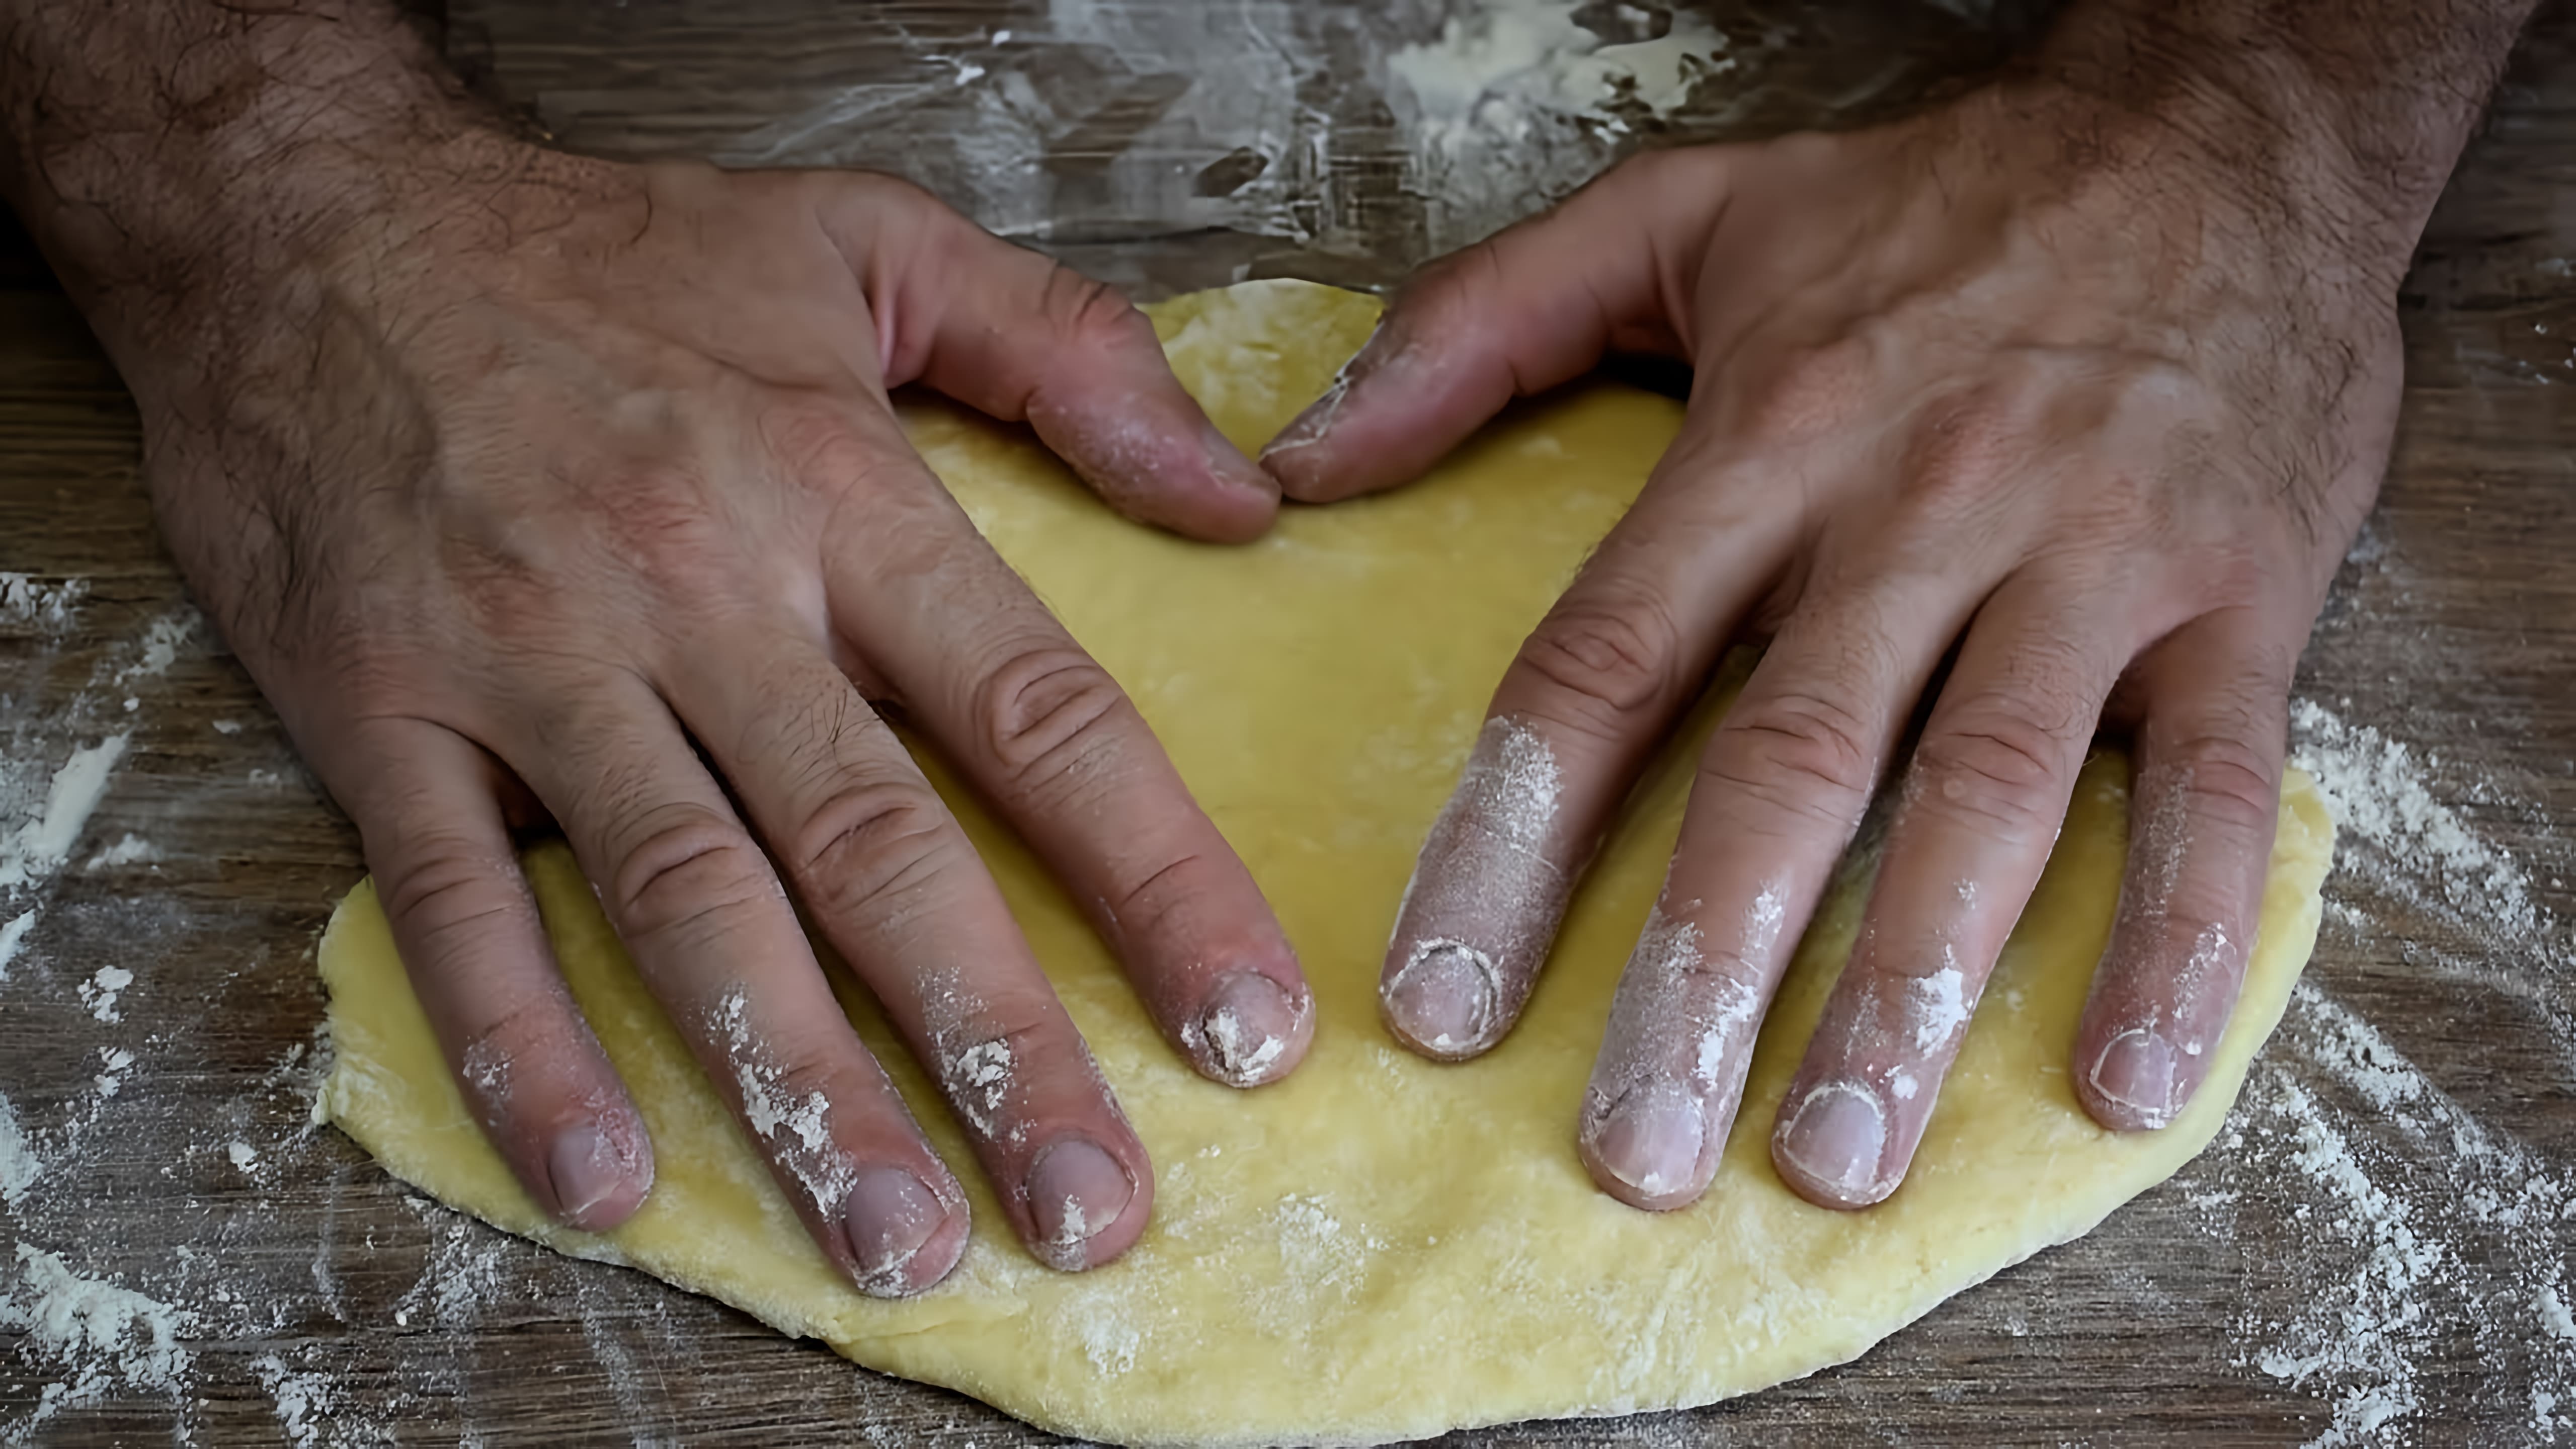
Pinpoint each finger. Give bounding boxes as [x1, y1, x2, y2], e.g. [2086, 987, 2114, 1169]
[666, 617, 1154, 1272]
[1259, 147, 1729, 504]
[505, 675, 974, 1297]
[824, 487, 1313, 1091]
[1770, 570, 2148, 1210]
[1575, 565, 1987, 1210]
[835, 177, 1278, 543]
[335, 717, 652, 1232]
[1379, 434, 1802, 1063]
[2074, 608, 2290, 1131]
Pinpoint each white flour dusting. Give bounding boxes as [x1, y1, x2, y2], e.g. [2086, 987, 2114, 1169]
[0, 1244, 194, 1442]
[2202, 985, 2576, 1448]
[713, 987, 856, 1213]
[84, 835, 159, 870]
[1388, 0, 1730, 245]
[0, 909, 33, 980]
[76, 965, 133, 1023]
[1906, 964, 1968, 1052]
[0, 1095, 39, 1206]
[250, 1352, 339, 1448]
[2291, 700, 2552, 947]
[0, 734, 129, 894]
[0, 575, 84, 633]
[114, 614, 193, 684]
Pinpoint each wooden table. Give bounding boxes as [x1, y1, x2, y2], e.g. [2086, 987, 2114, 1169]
[5, 2, 2572, 1444]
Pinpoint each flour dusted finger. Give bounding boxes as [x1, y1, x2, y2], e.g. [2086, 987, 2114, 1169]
[1380, 428, 1796, 1063]
[2074, 609, 2290, 1131]
[334, 716, 651, 1232]
[660, 620, 1154, 1273]
[1770, 567, 2146, 1209]
[502, 670, 970, 1298]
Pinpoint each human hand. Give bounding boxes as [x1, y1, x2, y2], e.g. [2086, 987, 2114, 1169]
[132, 139, 1312, 1289]
[1263, 75, 2410, 1210]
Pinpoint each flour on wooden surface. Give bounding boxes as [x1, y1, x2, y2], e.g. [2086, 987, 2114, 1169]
[2198, 985, 2576, 1448]
[0, 1244, 193, 1444]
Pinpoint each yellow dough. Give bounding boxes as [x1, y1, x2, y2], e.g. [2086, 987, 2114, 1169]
[316, 281, 2333, 1446]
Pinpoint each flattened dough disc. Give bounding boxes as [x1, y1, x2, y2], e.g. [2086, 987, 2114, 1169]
[316, 280, 2333, 1446]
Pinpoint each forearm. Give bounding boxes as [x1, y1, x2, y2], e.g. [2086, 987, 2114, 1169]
[0, 0, 502, 360]
[2036, 0, 2540, 278]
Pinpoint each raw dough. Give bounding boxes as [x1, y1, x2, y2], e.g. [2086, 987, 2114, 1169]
[316, 280, 2333, 1446]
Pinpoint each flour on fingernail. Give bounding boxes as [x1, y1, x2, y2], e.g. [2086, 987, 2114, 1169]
[1384, 718, 1572, 1053]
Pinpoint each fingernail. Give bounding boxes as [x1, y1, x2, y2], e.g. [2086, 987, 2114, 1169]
[1197, 971, 1296, 1086]
[1383, 940, 1497, 1058]
[548, 1121, 636, 1227]
[2090, 1028, 2180, 1126]
[1777, 1082, 1887, 1202]
[1027, 1138, 1134, 1266]
[1258, 376, 1348, 463]
[1588, 1080, 1707, 1201]
[843, 1167, 945, 1288]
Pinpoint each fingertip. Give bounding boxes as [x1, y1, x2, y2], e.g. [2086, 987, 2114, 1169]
[1024, 1135, 1153, 1271]
[1577, 1079, 1713, 1212]
[1380, 939, 1504, 1061]
[1185, 966, 1314, 1089]
[843, 1164, 971, 1298]
[1771, 1079, 1897, 1211]
[2074, 1025, 2190, 1132]
[546, 1112, 655, 1232]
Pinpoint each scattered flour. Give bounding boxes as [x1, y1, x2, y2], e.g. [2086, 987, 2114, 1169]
[2215, 986, 2576, 1448]
[113, 614, 192, 684]
[0, 575, 85, 634]
[0, 1244, 193, 1442]
[0, 1095, 39, 1206]
[250, 1352, 339, 1448]
[0, 909, 33, 980]
[83, 834, 159, 870]
[0, 734, 129, 894]
[75, 964, 133, 1023]
[1388, 0, 1730, 247]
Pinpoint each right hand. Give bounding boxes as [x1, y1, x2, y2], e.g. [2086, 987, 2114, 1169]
[135, 138, 1313, 1294]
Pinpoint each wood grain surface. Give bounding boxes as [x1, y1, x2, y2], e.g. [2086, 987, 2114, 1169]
[4, 2, 2572, 1445]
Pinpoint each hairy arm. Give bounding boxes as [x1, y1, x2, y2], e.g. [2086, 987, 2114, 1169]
[2039, 0, 2542, 271]
[0, 0, 1310, 1290]
[0, 1, 508, 369]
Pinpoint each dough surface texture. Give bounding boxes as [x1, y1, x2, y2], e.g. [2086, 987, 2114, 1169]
[317, 280, 2334, 1446]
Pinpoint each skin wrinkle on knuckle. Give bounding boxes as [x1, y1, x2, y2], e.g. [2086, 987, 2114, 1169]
[1911, 710, 2080, 839]
[786, 782, 961, 924]
[607, 811, 776, 946]
[971, 642, 1130, 790]
[1513, 592, 1682, 734]
[1705, 689, 1880, 822]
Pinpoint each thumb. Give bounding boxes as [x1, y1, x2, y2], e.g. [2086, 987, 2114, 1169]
[835, 175, 1280, 544]
[1261, 147, 1732, 505]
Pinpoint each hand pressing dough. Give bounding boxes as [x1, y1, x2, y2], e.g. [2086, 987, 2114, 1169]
[317, 280, 2333, 1446]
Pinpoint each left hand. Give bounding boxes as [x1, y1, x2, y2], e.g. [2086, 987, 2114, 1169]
[1262, 76, 2404, 1210]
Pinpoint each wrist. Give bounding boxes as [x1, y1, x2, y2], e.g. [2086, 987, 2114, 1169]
[2026, 1, 2529, 289]
[0, 1, 514, 370]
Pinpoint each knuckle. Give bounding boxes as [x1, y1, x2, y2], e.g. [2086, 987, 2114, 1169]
[972, 642, 1131, 789]
[1738, 338, 1873, 441]
[1514, 592, 1682, 733]
[1047, 266, 1151, 354]
[1705, 689, 1880, 824]
[1911, 709, 2077, 837]
[379, 843, 525, 959]
[2161, 732, 2281, 838]
[787, 779, 964, 921]
[1893, 393, 2031, 524]
[609, 808, 777, 944]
